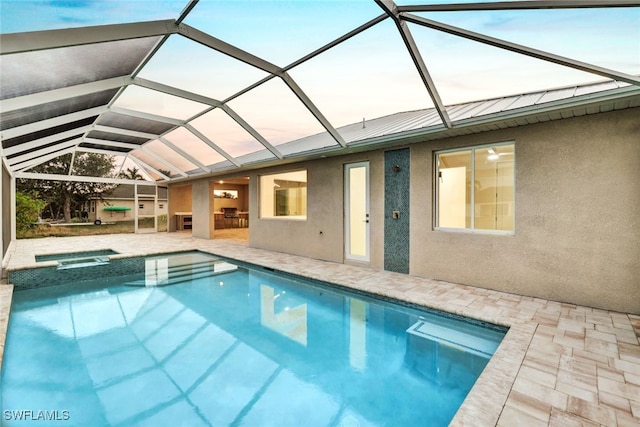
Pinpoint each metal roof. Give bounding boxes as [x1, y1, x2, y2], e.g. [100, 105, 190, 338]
[1, 0, 639, 184]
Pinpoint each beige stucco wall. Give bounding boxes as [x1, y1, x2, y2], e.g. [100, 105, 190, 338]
[244, 155, 386, 266]
[249, 108, 638, 313]
[191, 180, 210, 239]
[171, 107, 639, 313]
[410, 108, 640, 314]
[247, 162, 346, 263]
[168, 184, 192, 232]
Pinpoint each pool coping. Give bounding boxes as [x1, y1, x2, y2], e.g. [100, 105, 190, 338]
[0, 283, 13, 374]
[1, 233, 639, 426]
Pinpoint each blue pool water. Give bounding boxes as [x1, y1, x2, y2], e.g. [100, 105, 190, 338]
[1, 252, 506, 426]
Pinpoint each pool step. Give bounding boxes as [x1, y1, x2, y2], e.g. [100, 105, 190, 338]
[406, 320, 501, 358]
[123, 260, 238, 287]
[124, 260, 223, 287]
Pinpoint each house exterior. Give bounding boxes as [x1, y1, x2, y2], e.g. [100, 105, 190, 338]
[89, 185, 168, 223]
[168, 84, 640, 315]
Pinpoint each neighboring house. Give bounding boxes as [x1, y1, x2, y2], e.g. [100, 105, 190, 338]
[88, 185, 168, 223]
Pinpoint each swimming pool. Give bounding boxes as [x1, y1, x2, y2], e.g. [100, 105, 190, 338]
[2, 251, 506, 426]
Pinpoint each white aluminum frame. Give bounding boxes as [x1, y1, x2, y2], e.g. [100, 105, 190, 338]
[434, 141, 516, 235]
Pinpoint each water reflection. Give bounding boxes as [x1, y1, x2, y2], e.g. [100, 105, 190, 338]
[260, 284, 308, 346]
[349, 298, 367, 371]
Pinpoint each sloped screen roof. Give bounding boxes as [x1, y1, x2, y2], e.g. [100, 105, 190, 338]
[1, 0, 639, 183]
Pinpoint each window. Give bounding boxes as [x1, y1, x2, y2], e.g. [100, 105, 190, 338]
[139, 204, 144, 209]
[260, 170, 307, 219]
[436, 143, 514, 232]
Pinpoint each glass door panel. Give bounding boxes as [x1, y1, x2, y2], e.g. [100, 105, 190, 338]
[345, 162, 369, 262]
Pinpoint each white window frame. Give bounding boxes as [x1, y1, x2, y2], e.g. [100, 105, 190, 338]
[434, 141, 515, 235]
[259, 170, 308, 220]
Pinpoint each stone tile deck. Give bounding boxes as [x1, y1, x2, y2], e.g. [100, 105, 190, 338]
[1, 233, 639, 426]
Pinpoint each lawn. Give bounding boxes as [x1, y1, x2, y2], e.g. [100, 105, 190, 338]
[18, 216, 168, 239]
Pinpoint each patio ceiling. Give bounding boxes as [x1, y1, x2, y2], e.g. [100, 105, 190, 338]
[1, 0, 639, 184]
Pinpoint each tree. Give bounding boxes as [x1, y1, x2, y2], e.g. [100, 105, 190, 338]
[156, 169, 172, 181]
[118, 166, 144, 180]
[18, 153, 117, 222]
[15, 191, 46, 233]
